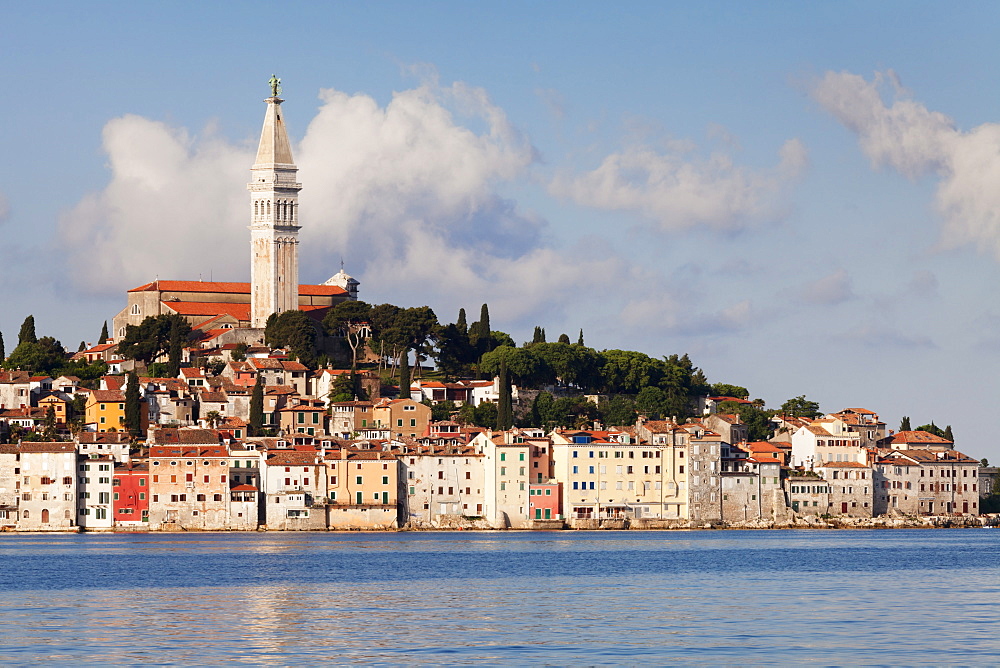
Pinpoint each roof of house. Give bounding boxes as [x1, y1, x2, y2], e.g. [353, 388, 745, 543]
[91, 390, 126, 402]
[130, 280, 347, 296]
[150, 428, 221, 444]
[882, 430, 953, 445]
[20, 442, 76, 453]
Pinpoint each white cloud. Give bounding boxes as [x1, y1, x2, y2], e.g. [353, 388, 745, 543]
[58, 115, 250, 293]
[812, 70, 1000, 261]
[799, 268, 855, 306]
[548, 135, 806, 233]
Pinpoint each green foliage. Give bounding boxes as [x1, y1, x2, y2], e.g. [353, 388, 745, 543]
[249, 377, 264, 437]
[264, 310, 318, 368]
[900, 416, 911, 432]
[231, 343, 248, 362]
[435, 323, 473, 379]
[779, 395, 822, 418]
[719, 400, 774, 441]
[118, 314, 192, 366]
[490, 331, 515, 349]
[601, 395, 637, 428]
[323, 300, 372, 367]
[125, 371, 142, 437]
[467, 304, 492, 357]
[429, 400, 457, 422]
[557, 333, 571, 344]
[496, 359, 513, 430]
[18, 315, 37, 345]
[5, 336, 67, 375]
[527, 391, 598, 430]
[398, 349, 411, 399]
[577, 329, 584, 346]
[943, 425, 954, 442]
[635, 386, 668, 418]
[43, 405, 58, 441]
[710, 383, 749, 399]
[530, 326, 546, 345]
[534, 342, 601, 390]
[0, 330, 4, 361]
[479, 346, 543, 385]
[166, 316, 184, 377]
[204, 410, 223, 429]
[329, 372, 355, 403]
[915, 422, 946, 438]
[456, 308, 467, 334]
[77, 341, 86, 352]
[99, 321, 109, 345]
[52, 358, 108, 383]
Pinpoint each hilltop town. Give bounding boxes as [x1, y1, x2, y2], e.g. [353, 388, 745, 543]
[0, 82, 996, 532]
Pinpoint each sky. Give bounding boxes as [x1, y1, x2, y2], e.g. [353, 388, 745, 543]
[4, 2, 1000, 461]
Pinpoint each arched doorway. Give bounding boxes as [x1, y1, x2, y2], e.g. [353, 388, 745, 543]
[41, 509, 50, 524]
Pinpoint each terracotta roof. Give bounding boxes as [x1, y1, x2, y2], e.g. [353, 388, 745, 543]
[91, 390, 126, 402]
[130, 280, 347, 297]
[151, 428, 222, 445]
[20, 442, 76, 453]
[883, 430, 953, 445]
[77, 433, 131, 444]
[230, 484, 258, 492]
[266, 450, 322, 466]
[149, 445, 229, 457]
[817, 461, 868, 468]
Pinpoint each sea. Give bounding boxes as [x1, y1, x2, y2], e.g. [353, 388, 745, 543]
[0, 529, 997, 665]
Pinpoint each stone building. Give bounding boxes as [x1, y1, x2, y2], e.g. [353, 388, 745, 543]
[814, 461, 874, 517]
[147, 438, 231, 530]
[262, 449, 327, 530]
[324, 447, 400, 529]
[17, 442, 77, 531]
[399, 444, 485, 526]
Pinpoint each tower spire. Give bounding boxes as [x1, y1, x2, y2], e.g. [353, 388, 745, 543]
[248, 77, 302, 328]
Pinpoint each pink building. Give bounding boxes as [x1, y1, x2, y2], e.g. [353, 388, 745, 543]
[528, 482, 562, 520]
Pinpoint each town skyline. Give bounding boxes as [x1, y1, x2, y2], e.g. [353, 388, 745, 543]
[4, 3, 1000, 461]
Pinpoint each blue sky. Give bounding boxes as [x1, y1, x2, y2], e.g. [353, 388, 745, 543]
[4, 2, 1000, 461]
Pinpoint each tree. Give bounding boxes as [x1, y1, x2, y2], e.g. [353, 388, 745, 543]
[456, 308, 468, 334]
[264, 310, 319, 368]
[5, 336, 67, 375]
[636, 386, 668, 418]
[598, 349, 663, 394]
[915, 422, 946, 438]
[18, 315, 37, 345]
[435, 323, 473, 379]
[398, 349, 411, 399]
[780, 395, 821, 418]
[166, 316, 184, 377]
[468, 303, 492, 358]
[232, 342, 248, 362]
[495, 358, 513, 430]
[77, 341, 87, 352]
[99, 321, 109, 345]
[943, 425, 954, 442]
[124, 371, 142, 438]
[0, 330, 4, 361]
[900, 416, 911, 432]
[557, 333, 570, 344]
[601, 395, 636, 428]
[323, 300, 372, 369]
[710, 383, 749, 399]
[577, 329, 584, 346]
[530, 326, 546, 345]
[118, 314, 191, 367]
[204, 410, 223, 429]
[479, 346, 544, 386]
[249, 377, 264, 436]
[719, 400, 774, 441]
[42, 405, 58, 441]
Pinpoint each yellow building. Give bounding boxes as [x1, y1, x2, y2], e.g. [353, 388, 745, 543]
[372, 398, 431, 439]
[324, 448, 400, 528]
[85, 390, 127, 433]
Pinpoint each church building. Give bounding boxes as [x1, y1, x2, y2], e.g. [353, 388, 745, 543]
[111, 81, 358, 344]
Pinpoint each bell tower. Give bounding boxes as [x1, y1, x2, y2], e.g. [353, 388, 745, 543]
[249, 76, 302, 328]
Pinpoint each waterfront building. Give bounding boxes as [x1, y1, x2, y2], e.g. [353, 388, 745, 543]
[17, 442, 77, 531]
[399, 444, 485, 526]
[474, 430, 531, 528]
[262, 448, 327, 530]
[77, 455, 115, 530]
[813, 461, 874, 517]
[112, 461, 149, 527]
[147, 432, 230, 530]
[0, 444, 19, 528]
[790, 418, 866, 468]
[874, 449, 980, 515]
[324, 447, 400, 529]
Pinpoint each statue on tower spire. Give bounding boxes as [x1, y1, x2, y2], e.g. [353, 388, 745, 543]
[269, 74, 281, 97]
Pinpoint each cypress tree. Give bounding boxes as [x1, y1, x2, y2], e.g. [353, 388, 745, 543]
[496, 358, 513, 430]
[125, 371, 142, 438]
[398, 349, 411, 400]
[249, 376, 264, 436]
[899, 416, 911, 432]
[78, 341, 87, 352]
[577, 329, 584, 346]
[99, 321, 109, 345]
[479, 303, 491, 336]
[166, 317, 183, 377]
[531, 326, 544, 344]
[0, 331, 5, 361]
[456, 308, 468, 334]
[944, 425, 954, 442]
[18, 315, 36, 345]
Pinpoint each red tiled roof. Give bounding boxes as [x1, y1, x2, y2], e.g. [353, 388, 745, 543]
[163, 301, 252, 321]
[91, 390, 126, 402]
[130, 280, 346, 296]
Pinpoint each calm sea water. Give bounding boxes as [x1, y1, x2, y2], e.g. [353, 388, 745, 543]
[0, 529, 997, 665]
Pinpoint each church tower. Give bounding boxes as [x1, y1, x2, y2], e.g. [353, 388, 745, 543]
[249, 78, 301, 328]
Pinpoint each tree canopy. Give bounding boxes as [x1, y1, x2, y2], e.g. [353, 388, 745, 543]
[264, 310, 318, 368]
[118, 314, 192, 366]
[779, 395, 822, 418]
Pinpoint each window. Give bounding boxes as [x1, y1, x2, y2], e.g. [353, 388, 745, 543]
[382, 476, 389, 485]
[356, 476, 363, 485]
